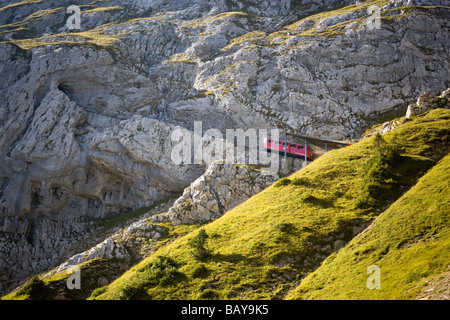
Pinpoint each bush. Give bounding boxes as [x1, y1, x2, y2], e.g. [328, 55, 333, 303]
[198, 289, 219, 300]
[138, 256, 181, 286]
[355, 134, 402, 209]
[301, 193, 319, 203]
[191, 263, 210, 278]
[90, 286, 107, 298]
[274, 177, 291, 187]
[373, 133, 402, 163]
[275, 222, 296, 233]
[16, 276, 48, 300]
[116, 256, 182, 299]
[188, 229, 211, 261]
[291, 177, 310, 186]
[118, 284, 147, 300]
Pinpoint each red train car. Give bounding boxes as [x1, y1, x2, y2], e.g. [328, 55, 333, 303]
[263, 138, 313, 161]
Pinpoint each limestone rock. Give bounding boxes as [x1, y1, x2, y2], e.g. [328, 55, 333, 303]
[56, 237, 129, 272]
[406, 89, 450, 118]
[97, 277, 109, 287]
[166, 160, 278, 225]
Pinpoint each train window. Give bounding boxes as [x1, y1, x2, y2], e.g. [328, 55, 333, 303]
[267, 139, 271, 143]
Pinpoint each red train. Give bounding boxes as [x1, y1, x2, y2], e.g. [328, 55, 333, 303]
[263, 138, 313, 161]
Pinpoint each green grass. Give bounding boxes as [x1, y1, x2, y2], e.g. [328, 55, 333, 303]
[6, 28, 120, 50]
[83, 5, 125, 14]
[181, 11, 250, 30]
[287, 153, 450, 299]
[2, 258, 131, 300]
[222, 1, 448, 52]
[0, 0, 43, 12]
[90, 109, 449, 300]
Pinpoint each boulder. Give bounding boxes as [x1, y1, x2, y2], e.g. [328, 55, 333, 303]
[406, 89, 450, 118]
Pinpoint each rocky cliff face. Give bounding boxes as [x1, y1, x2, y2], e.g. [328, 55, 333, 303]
[0, 0, 449, 294]
[165, 160, 279, 225]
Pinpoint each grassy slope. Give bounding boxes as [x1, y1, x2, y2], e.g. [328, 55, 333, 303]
[1, 258, 131, 300]
[288, 153, 450, 300]
[91, 109, 449, 300]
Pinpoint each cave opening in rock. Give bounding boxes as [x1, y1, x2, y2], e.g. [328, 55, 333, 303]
[57, 80, 74, 99]
[24, 219, 36, 246]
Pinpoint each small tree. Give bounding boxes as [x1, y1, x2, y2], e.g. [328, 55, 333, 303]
[373, 133, 401, 162]
[355, 133, 403, 209]
[189, 229, 210, 261]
